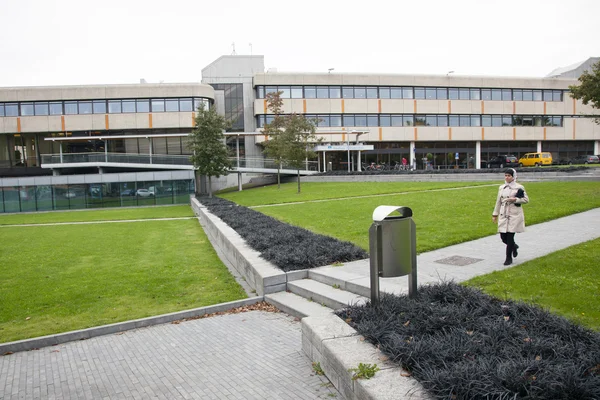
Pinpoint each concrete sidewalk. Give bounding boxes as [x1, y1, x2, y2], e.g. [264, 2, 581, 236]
[311, 207, 600, 296]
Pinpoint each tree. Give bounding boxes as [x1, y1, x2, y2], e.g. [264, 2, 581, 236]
[569, 61, 600, 123]
[262, 92, 288, 189]
[187, 103, 232, 198]
[262, 91, 319, 193]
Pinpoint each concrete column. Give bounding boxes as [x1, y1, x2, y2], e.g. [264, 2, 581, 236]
[410, 142, 416, 170]
[537, 141, 542, 153]
[594, 140, 599, 155]
[475, 141, 482, 169]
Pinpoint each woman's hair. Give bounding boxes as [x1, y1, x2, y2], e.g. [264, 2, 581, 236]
[504, 168, 517, 180]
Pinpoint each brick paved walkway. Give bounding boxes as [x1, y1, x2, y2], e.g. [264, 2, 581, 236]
[0, 311, 339, 399]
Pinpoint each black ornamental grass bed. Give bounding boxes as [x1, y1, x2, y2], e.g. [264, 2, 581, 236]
[337, 282, 600, 400]
[199, 196, 368, 272]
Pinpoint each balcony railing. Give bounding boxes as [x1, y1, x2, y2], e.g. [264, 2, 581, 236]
[41, 153, 319, 172]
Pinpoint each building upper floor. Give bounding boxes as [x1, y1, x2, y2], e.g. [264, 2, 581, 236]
[0, 83, 214, 134]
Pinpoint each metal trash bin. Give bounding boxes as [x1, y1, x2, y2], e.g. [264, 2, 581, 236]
[369, 206, 417, 303]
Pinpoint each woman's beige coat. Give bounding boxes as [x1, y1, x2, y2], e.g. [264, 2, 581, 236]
[492, 182, 529, 233]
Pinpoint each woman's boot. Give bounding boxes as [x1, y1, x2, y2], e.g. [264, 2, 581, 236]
[504, 245, 513, 265]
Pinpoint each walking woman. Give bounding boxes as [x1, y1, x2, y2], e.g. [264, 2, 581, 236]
[492, 168, 529, 265]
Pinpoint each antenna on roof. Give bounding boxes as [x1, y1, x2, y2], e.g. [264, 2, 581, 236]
[231, 42, 237, 55]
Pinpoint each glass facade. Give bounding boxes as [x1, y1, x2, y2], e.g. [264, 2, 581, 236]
[0, 180, 195, 213]
[0, 97, 210, 116]
[256, 85, 566, 101]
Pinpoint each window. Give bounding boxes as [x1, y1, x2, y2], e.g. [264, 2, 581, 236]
[426, 115, 437, 126]
[481, 89, 491, 100]
[491, 89, 502, 101]
[265, 86, 277, 95]
[194, 98, 207, 111]
[470, 115, 481, 126]
[165, 99, 179, 112]
[180, 98, 193, 111]
[414, 87, 425, 99]
[415, 116, 426, 126]
[329, 86, 341, 98]
[522, 90, 533, 101]
[0, 104, 4, 116]
[449, 115, 459, 126]
[5, 103, 19, 116]
[513, 90, 523, 101]
[379, 87, 390, 99]
[437, 88, 448, 100]
[366, 87, 378, 99]
[316, 87, 329, 98]
[533, 90, 542, 101]
[403, 115, 414, 126]
[553, 90, 562, 102]
[21, 103, 34, 116]
[108, 100, 122, 114]
[78, 101, 92, 114]
[380, 115, 390, 126]
[93, 100, 106, 114]
[522, 117, 533, 126]
[342, 87, 354, 98]
[402, 87, 413, 99]
[437, 115, 448, 126]
[470, 88, 480, 100]
[459, 88, 469, 100]
[502, 89, 512, 101]
[151, 99, 165, 112]
[391, 116, 403, 126]
[390, 87, 402, 99]
[343, 115, 354, 126]
[291, 87, 303, 98]
[34, 102, 49, 116]
[534, 116, 543, 126]
[502, 115, 512, 126]
[543, 90, 553, 101]
[460, 115, 470, 126]
[317, 115, 329, 127]
[64, 101, 78, 114]
[136, 99, 150, 113]
[426, 88, 437, 99]
[279, 86, 291, 98]
[367, 115, 378, 126]
[354, 114, 367, 126]
[49, 102, 62, 115]
[257, 86, 265, 98]
[491, 115, 502, 127]
[122, 100, 136, 113]
[330, 115, 342, 127]
[482, 115, 491, 126]
[354, 87, 366, 99]
[448, 88, 459, 100]
[305, 86, 317, 98]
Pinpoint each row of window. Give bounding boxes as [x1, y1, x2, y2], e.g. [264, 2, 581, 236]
[0, 97, 210, 117]
[257, 114, 564, 128]
[256, 85, 566, 102]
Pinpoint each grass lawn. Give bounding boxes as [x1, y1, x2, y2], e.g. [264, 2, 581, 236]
[0, 208, 246, 343]
[465, 238, 600, 330]
[222, 181, 600, 252]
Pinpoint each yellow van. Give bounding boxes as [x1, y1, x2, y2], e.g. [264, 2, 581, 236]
[518, 152, 553, 167]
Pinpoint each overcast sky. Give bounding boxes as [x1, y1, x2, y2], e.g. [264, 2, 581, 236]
[1, 0, 598, 87]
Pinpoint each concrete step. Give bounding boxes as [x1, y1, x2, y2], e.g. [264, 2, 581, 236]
[308, 268, 371, 298]
[265, 291, 334, 319]
[287, 279, 368, 310]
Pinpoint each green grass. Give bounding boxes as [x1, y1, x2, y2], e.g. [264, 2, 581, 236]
[465, 238, 600, 330]
[0, 211, 246, 343]
[222, 181, 600, 252]
[0, 205, 194, 225]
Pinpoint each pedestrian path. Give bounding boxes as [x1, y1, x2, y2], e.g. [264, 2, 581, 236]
[312, 207, 600, 295]
[0, 311, 339, 400]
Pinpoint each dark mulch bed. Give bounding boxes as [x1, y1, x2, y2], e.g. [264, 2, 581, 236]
[198, 196, 368, 272]
[337, 282, 600, 400]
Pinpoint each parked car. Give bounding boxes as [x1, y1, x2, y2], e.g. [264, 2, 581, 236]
[567, 155, 600, 165]
[120, 189, 136, 196]
[518, 152, 553, 167]
[487, 155, 519, 169]
[136, 189, 154, 197]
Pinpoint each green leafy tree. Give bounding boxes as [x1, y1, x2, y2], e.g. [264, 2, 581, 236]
[262, 91, 288, 189]
[569, 61, 600, 123]
[187, 103, 232, 198]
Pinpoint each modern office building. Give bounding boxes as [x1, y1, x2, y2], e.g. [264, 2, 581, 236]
[1, 55, 599, 212]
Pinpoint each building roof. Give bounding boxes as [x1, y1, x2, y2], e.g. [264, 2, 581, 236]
[546, 57, 600, 78]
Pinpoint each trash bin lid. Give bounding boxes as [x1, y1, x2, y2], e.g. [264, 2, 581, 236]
[372, 206, 412, 221]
